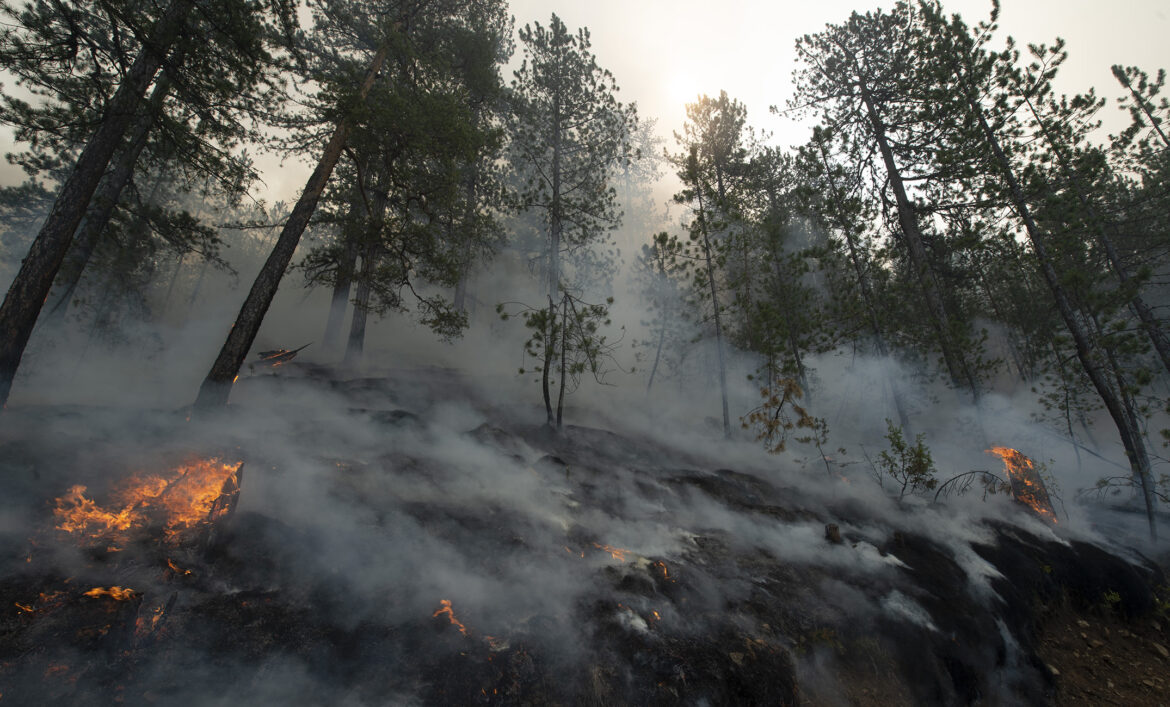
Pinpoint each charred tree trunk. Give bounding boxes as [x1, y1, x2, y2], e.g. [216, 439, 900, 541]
[541, 294, 555, 427]
[815, 140, 911, 431]
[47, 71, 177, 320]
[764, 241, 811, 401]
[646, 293, 670, 395]
[343, 246, 375, 367]
[556, 293, 568, 429]
[161, 253, 184, 314]
[324, 239, 357, 352]
[341, 177, 388, 367]
[696, 185, 731, 439]
[968, 93, 1158, 541]
[453, 161, 479, 316]
[978, 273, 1028, 382]
[860, 85, 978, 401]
[323, 197, 363, 352]
[194, 44, 389, 410]
[0, 0, 194, 407]
[542, 102, 562, 428]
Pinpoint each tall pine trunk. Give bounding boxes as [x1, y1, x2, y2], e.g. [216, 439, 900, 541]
[969, 93, 1158, 541]
[323, 195, 363, 352]
[194, 45, 389, 410]
[343, 246, 375, 366]
[696, 185, 731, 439]
[48, 71, 177, 320]
[555, 293, 567, 429]
[860, 85, 979, 400]
[542, 102, 562, 428]
[0, 0, 194, 407]
[1025, 96, 1170, 376]
[815, 140, 911, 430]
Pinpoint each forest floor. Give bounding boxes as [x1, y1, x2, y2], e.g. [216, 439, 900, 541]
[1037, 552, 1170, 706]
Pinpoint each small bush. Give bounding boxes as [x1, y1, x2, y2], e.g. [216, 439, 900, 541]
[876, 420, 937, 500]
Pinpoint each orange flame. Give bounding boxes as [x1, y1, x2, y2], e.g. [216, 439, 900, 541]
[986, 447, 1057, 524]
[83, 587, 136, 601]
[433, 599, 469, 636]
[592, 543, 630, 562]
[14, 602, 33, 613]
[54, 458, 243, 543]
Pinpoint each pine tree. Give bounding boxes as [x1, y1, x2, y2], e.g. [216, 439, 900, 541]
[791, 3, 982, 399]
[508, 13, 635, 428]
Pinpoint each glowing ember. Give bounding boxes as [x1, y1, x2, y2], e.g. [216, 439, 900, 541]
[986, 447, 1058, 524]
[53, 458, 243, 543]
[37, 590, 66, 608]
[593, 543, 630, 562]
[166, 559, 192, 576]
[136, 603, 169, 636]
[433, 599, 469, 636]
[83, 586, 136, 601]
[14, 602, 33, 613]
[653, 561, 671, 580]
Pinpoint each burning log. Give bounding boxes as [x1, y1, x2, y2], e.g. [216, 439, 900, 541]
[82, 586, 137, 601]
[251, 342, 312, 369]
[135, 592, 177, 648]
[201, 462, 244, 557]
[53, 458, 245, 548]
[987, 447, 1058, 523]
[433, 599, 469, 636]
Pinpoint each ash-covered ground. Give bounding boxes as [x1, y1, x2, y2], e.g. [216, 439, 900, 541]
[0, 364, 1166, 705]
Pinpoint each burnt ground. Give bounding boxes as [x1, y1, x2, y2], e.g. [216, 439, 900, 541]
[0, 364, 1167, 705]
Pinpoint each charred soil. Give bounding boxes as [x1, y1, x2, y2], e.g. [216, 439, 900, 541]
[0, 365, 1165, 705]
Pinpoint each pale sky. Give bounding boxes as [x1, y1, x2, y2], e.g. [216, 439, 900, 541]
[508, 0, 1170, 153]
[2, 1, 1167, 201]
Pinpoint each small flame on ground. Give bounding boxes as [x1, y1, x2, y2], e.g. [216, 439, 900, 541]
[14, 602, 33, 613]
[166, 559, 192, 576]
[83, 587, 136, 601]
[593, 543, 630, 562]
[986, 447, 1058, 524]
[433, 599, 469, 636]
[653, 561, 671, 580]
